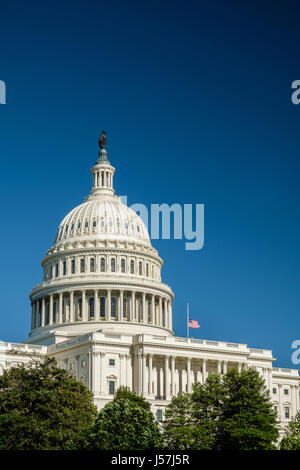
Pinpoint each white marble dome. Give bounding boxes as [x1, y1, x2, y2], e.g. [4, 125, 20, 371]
[53, 196, 151, 248]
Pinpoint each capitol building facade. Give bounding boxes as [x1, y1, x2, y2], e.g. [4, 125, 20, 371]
[0, 135, 299, 435]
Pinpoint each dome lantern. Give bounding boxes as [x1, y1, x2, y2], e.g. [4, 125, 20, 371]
[89, 131, 115, 198]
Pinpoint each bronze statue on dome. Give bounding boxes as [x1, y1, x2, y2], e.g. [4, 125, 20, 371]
[98, 130, 106, 149]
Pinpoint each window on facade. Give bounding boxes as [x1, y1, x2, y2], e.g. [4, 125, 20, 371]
[85, 220, 89, 228]
[46, 303, 49, 324]
[55, 263, 59, 277]
[101, 257, 105, 272]
[71, 259, 75, 274]
[101, 174, 104, 186]
[111, 297, 116, 317]
[148, 301, 151, 322]
[63, 260, 67, 276]
[139, 261, 142, 275]
[71, 223, 74, 231]
[123, 297, 127, 318]
[109, 359, 115, 366]
[273, 388, 276, 394]
[78, 298, 82, 318]
[100, 297, 105, 317]
[53, 301, 57, 323]
[156, 410, 163, 423]
[93, 220, 97, 228]
[146, 263, 149, 277]
[111, 258, 116, 272]
[78, 221, 81, 229]
[121, 259, 126, 273]
[109, 380, 115, 395]
[130, 260, 134, 274]
[80, 258, 85, 273]
[274, 406, 277, 413]
[285, 407, 290, 419]
[89, 297, 94, 317]
[90, 257, 95, 272]
[49, 266, 53, 279]
[284, 389, 289, 395]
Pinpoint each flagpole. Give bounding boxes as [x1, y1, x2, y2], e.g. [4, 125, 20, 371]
[187, 302, 189, 339]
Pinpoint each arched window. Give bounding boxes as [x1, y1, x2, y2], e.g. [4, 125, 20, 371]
[92, 220, 97, 228]
[55, 263, 59, 277]
[100, 297, 105, 317]
[146, 263, 149, 277]
[80, 258, 85, 273]
[90, 257, 95, 272]
[71, 259, 75, 274]
[130, 260, 134, 274]
[121, 259, 126, 273]
[111, 297, 116, 317]
[101, 173, 104, 186]
[101, 257, 106, 272]
[63, 261, 67, 276]
[139, 261, 142, 275]
[89, 297, 94, 318]
[85, 220, 89, 229]
[111, 258, 116, 273]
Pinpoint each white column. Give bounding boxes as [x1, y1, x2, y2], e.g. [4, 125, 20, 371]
[82, 290, 87, 321]
[169, 301, 173, 330]
[132, 291, 136, 322]
[171, 356, 176, 396]
[94, 290, 99, 321]
[151, 295, 155, 324]
[70, 291, 74, 322]
[99, 352, 105, 395]
[49, 294, 53, 325]
[120, 291, 124, 321]
[202, 358, 207, 383]
[59, 292, 63, 323]
[217, 360, 221, 374]
[165, 355, 170, 399]
[41, 298, 45, 326]
[36, 300, 40, 327]
[143, 293, 146, 324]
[148, 354, 153, 397]
[31, 302, 35, 329]
[159, 297, 162, 326]
[238, 362, 242, 373]
[187, 357, 191, 393]
[223, 361, 227, 374]
[142, 354, 147, 396]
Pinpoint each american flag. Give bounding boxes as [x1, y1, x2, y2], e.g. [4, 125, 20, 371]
[188, 319, 200, 328]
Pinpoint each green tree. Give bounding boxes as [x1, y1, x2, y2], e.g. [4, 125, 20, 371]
[86, 388, 162, 450]
[163, 393, 194, 449]
[162, 368, 279, 450]
[280, 411, 300, 450]
[0, 358, 97, 450]
[218, 368, 278, 450]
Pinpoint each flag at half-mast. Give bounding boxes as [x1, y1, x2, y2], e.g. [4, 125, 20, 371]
[188, 319, 200, 328]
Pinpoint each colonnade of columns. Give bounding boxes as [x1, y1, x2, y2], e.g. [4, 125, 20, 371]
[136, 354, 271, 399]
[31, 289, 172, 331]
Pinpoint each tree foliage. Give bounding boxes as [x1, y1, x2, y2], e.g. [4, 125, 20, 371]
[280, 411, 300, 450]
[0, 358, 97, 450]
[85, 387, 162, 450]
[163, 367, 279, 450]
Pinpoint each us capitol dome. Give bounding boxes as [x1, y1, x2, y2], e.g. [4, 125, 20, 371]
[27, 131, 174, 345]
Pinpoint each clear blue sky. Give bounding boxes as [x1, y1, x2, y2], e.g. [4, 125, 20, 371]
[0, 0, 300, 368]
